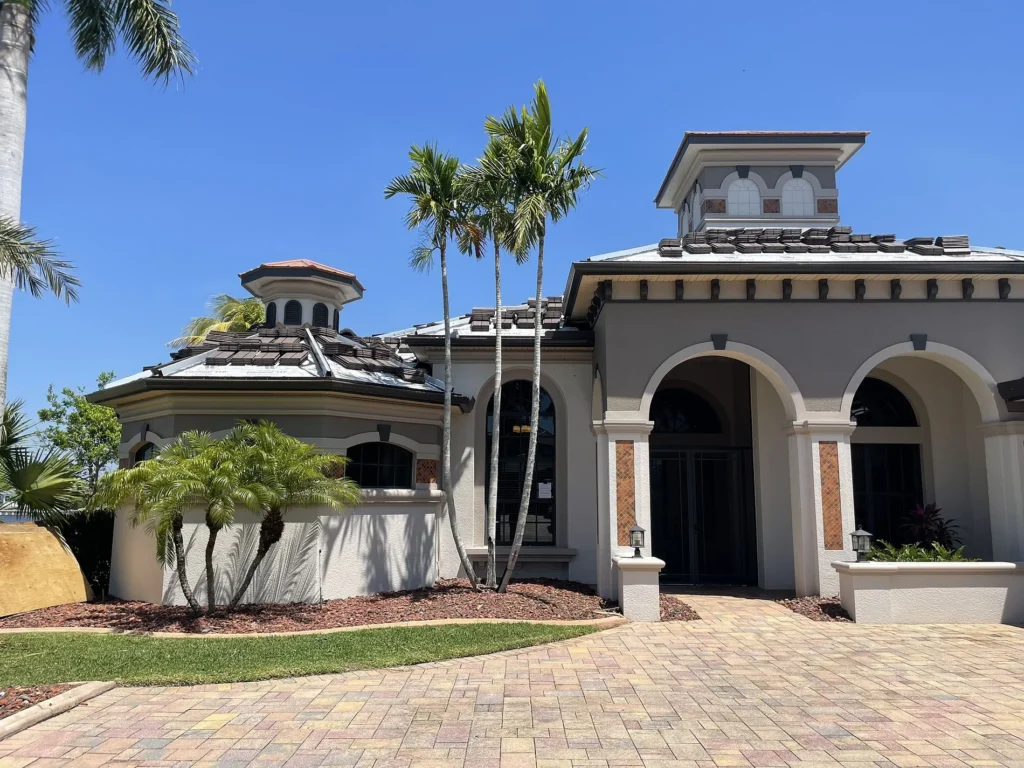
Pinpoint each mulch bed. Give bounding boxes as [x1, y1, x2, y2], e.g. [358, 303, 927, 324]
[660, 595, 701, 622]
[0, 685, 76, 720]
[778, 595, 852, 622]
[0, 579, 620, 635]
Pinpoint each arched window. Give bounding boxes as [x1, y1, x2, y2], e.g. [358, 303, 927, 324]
[650, 388, 722, 434]
[851, 377, 918, 427]
[727, 178, 760, 217]
[133, 443, 157, 464]
[781, 177, 814, 217]
[265, 301, 277, 327]
[312, 302, 329, 328]
[283, 300, 302, 325]
[486, 381, 556, 546]
[332, 308, 340, 332]
[346, 442, 413, 489]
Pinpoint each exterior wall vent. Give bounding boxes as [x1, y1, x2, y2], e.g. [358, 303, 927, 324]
[265, 301, 277, 327]
[312, 302, 329, 327]
[283, 300, 303, 325]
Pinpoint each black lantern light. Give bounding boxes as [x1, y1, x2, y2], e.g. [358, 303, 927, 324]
[851, 525, 873, 561]
[629, 524, 645, 558]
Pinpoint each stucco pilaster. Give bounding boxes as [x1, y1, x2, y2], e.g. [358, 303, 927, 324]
[981, 422, 1024, 561]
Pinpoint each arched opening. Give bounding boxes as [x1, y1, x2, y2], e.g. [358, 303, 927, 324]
[648, 358, 757, 586]
[312, 302, 329, 328]
[727, 178, 760, 217]
[265, 301, 277, 327]
[283, 300, 302, 325]
[849, 356, 992, 557]
[781, 177, 814, 217]
[133, 443, 157, 465]
[346, 442, 413, 489]
[485, 380, 556, 546]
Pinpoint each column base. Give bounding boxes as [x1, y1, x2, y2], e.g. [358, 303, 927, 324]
[614, 556, 665, 621]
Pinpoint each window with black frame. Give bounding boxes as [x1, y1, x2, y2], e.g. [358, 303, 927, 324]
[133, 442, 157, 464]
[485, 381, 556, 546]
[345, 442, 413, 489]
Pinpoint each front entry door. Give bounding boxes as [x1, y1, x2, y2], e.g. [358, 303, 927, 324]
[650, 449, 753, 585]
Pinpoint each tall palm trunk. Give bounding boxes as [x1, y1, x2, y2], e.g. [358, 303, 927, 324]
[500, 229, 545, 592]
[204, 510, 221, 613]
[485, 240, 503, 589]
[229, 507, 284, 609]
[170, 514, 202, 616]
[439, 240, 480, 588]
[0, 3, 30, 405]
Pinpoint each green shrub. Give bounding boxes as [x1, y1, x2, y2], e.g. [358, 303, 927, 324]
[864, 541, 980, 562]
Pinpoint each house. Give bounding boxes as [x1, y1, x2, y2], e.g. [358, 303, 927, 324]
[92, 131, 1024, 607]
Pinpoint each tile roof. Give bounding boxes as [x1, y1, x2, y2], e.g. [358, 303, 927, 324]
[380, 296, 568, 340]
[256, 259, 359, 279]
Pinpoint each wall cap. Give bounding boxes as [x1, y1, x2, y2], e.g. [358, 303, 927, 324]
[614, 556, 666, 572]
[358, 489, 445, 505]
[833, 561, 1024, 575]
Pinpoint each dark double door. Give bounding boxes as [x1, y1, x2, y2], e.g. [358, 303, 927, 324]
[650, 449, 755, 586]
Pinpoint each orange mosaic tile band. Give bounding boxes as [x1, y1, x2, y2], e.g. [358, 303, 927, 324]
[415, 459, 437, 485]
[615, 440, 635, 546]
[819, 441, 843, 550]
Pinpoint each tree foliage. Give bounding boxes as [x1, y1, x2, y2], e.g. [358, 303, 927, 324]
[170, 295, 265, 349]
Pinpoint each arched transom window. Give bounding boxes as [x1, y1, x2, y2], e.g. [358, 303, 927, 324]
[486, 381, 556, 546]
[133, 442, 157, 464]
[727, 178, 760, 217]
[781, 177, 814, 217]
[650, 388, 722, 434]
[346, 442, 413, 489]
[851, 377, 918, 427]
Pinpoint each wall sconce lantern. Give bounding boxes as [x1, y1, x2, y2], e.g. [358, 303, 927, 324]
[851, 525, 873, 561]
[629, 524, 645, 558]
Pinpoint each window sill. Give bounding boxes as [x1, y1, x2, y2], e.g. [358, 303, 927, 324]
[465, 546, 577, 563]
[357, 489, 446, 505]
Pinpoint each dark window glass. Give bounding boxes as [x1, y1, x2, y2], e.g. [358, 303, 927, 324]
[851, 377, 918, 427]
[283, 300, 302, 325]
[346, 442, 413, 489]
[852, 443, 924, 544]
[485, 381, 556, 546]
[312, 302, 329, 327]
[333, 308, 340, 331]
[133, 443, 156, 464]
[265, 301, 277, 327]
[650, 388, 722, 434]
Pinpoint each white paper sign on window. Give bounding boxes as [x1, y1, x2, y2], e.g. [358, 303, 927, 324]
[537, 482, 552, 499]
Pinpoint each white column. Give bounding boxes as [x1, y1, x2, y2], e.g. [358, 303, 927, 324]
[787, 418, 857, 596]
[982, 422, 1024, 561]
[592, 412, 654, 600]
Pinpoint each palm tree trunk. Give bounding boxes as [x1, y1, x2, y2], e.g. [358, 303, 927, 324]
[439, 240, 480, 588]
[204, 511, 221, 613]
[0, 3, 30, 405]
[485, 240, 503, 589]
[170, 515, 202, 616]
[228, 507, 283, 609]
[500, 230, 545, 592]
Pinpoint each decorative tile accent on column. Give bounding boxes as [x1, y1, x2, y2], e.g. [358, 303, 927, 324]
[615, 441, 635, 546]
[817, 197, 838, 214]
[819, 441, 843, 550]
[416, 459, 437, 485]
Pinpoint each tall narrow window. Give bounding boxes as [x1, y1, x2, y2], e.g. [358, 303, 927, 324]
[265, 301, 277, 327]
[283, 300, 302, 325]
[312, 302, 329, 327]
[485, 381, 556, 546]
[781, 177, 814, 217]
[727, 179, 760, 217]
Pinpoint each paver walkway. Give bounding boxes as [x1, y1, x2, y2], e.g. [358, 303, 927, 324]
[3, 594, 1024, 767]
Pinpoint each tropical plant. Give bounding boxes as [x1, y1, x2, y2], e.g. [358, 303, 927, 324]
[37, 371, 120, 501]
[901, 502, 961, 548]
[461, 138, 530, 589]
[385, 143, 483, 589]
[0, 1, 194, 404]
[486, 81, 598, 592]
[865, 541, 978, 562]
[0, 400, 81, 526]
[170, 295, 265, 348]
[224, 421, 360, 609]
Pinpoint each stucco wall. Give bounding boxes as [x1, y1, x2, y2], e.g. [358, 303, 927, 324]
[108, 510, 163, 604]
[596, 300, 1024, 414]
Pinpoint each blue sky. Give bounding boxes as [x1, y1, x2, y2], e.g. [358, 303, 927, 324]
[13, 0, 1024, 416]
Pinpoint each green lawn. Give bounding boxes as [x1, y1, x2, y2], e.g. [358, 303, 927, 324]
[0, 623, 596, 687]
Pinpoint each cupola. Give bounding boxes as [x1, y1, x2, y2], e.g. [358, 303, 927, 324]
[239, 259, 364, 331]
[654, 131, 868, 235]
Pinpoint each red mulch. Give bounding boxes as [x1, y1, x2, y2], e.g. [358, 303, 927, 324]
[660, 595, 701, 622]
[778, 595, 852, 622]
[0, 685, 75, 721]
[0, 579, 619, 635]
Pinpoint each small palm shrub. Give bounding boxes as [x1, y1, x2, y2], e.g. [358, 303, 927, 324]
[865, 541, 979, 562]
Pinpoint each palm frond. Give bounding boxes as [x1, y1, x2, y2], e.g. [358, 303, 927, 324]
[0, 447, 81, 523]
[0, 217, 79, 304]
[169, 294, 264, 348]
[111, 0, 196, 84]
[64, 0, 116, 71]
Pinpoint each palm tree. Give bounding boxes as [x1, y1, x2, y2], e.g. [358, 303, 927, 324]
[489, 81, 598, 592]
[225, 420, 359, 610]
[385, 144, 483, 590]
[460, 139, 529, 589]
[0, 0, 194, 403]
[0, 399, 80, 527]
[170, 295, 265, 349]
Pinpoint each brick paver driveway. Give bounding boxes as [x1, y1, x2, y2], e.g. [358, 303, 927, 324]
[3, 594, 1024, 767]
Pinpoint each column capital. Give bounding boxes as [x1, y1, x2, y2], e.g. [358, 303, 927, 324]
[592, 412, 654, 438]
[978, 419, 1024, 438]
[787, 416, 856, 439]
